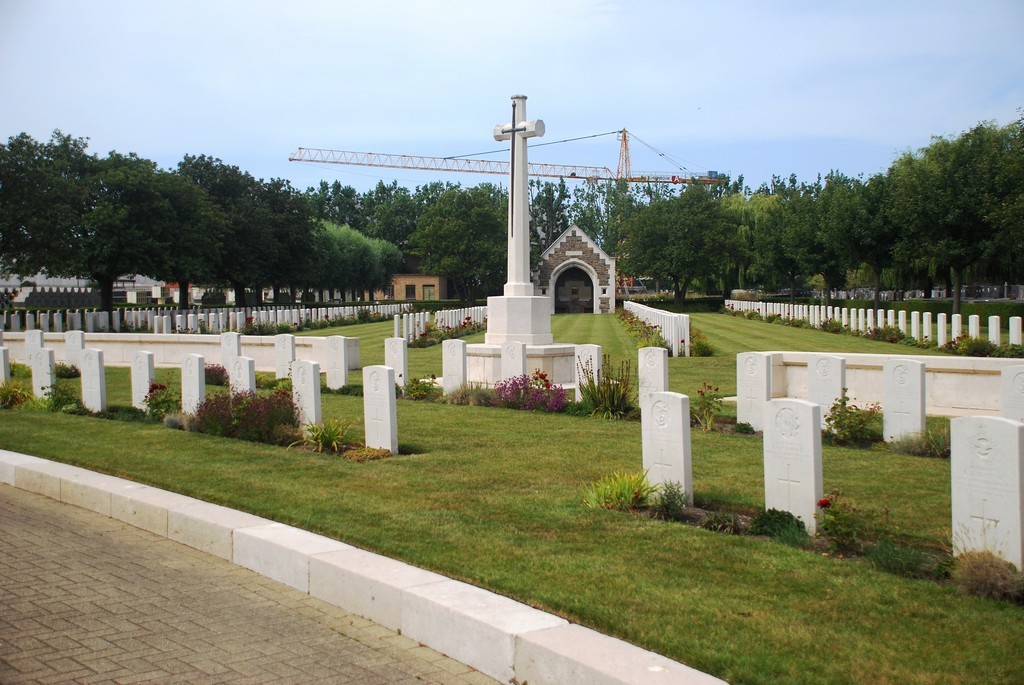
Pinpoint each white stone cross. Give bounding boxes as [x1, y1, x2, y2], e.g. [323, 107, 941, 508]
[493, 95, 545, 297]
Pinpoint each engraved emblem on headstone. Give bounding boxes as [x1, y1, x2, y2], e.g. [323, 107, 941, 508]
[744, 356, 757, 375]
[652, 400, 668, 427]
[645, 350, 657, 368]
[815, 358, 831, 378]
[972, 428, 994, 461]
[370, 370, 381, 393]
[505, 343, 517, 360]
[1014, 372, 1024, 395]
[776, 407, 799, 439]
[893, 364, 908, 385]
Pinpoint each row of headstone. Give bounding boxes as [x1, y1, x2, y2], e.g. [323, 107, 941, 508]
[623, 302, 691, 357]
[725, 300, 1023, 348]
[1, 303, 413, 334]
[392, 306, 488, 342]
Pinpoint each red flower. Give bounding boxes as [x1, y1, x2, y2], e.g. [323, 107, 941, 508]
[817, 498, 832, 509]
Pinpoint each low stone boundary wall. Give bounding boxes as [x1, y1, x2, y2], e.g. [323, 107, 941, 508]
[753, 351, 1014, 414]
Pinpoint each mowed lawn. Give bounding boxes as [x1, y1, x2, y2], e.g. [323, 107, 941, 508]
[1, 312, 1019, 685]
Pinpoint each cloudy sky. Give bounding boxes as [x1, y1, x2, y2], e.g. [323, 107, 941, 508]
[2, 0, 1021, 194]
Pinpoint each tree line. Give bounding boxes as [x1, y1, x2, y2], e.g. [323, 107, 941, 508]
[2, 117, 1021, 314]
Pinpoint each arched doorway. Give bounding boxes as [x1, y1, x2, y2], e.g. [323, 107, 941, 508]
[554, 266, 594, 314]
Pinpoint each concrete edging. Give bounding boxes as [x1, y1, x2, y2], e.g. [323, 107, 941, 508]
[0, 449, 724, 684]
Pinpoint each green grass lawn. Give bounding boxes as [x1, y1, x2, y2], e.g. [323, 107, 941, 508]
[2, 312, 1020, 684]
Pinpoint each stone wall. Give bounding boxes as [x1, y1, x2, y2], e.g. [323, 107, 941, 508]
[537, 227, 615, 314]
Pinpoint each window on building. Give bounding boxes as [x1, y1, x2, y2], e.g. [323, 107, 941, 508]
[405, 284, 417, 300]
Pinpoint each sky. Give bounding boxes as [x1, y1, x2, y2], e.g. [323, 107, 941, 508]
[1, 0, 1022, 195]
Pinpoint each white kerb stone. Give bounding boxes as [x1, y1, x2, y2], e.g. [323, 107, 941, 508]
[951, 416, 1024, 569]
[641, 391, 693, 502]
[233, 523, 352, 592]
[882, 359, 925, 441]
[763, 399, 823, 534]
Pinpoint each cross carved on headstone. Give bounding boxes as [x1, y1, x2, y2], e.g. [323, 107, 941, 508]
[777, 463, 801, 508]
[368, 405, 385, 444]
[970, 498, 1000, 531]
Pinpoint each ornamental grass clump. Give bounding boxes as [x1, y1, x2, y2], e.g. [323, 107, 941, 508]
[952, 551, 1024, 604]
[493, 370, 567, 412]
[577, 356, 635, 419]
[580, 470, 660, 513]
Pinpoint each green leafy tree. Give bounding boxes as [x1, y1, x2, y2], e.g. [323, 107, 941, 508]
[529, 178, 571, 265]
[619, 184, 740, 304]
[410, 184, 506, 305]
[568, 179, 640, 255]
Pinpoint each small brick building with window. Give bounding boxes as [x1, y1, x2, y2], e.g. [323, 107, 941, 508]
[536, 226, 616, 314]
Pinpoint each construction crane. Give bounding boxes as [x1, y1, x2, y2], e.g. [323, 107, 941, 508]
[289, 130, 721, 185]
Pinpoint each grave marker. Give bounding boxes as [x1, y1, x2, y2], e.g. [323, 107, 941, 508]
[1002, 366, 1024, 423]
[23, 330, 43, 365]
[65, 330, 84, 370]
[442, 339, 467, 395]
[641, 391, 693, 502]
[131, 351, 155, 410]
[221, 332, 240, 369]
[638, 347, 668, 406]
[230, 356, 256, 393]
[363, 365, 398, 454]
[1, 347, 9, 382]
[292, 360, 322, 426]
[736, 352, 777, 431]
[763, 399, 823, 534]
[275, 334, 295, 379]
[80, 348, 107, 412]
[31, 348, 55, 398]
[883, 359, 925, 441]
[807, 354, 845, 428]
[501, 341, 528, 382]
[951, 416, 1024, 569]
[385, 337, 409, 386]
[182, 354, 205, 414]
[326, 336, 350, 390]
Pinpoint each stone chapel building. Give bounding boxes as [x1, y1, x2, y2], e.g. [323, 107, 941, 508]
[535, 226, 616, 314]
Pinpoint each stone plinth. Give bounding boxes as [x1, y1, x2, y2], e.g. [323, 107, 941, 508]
[485, 295, 553, 345]
[466, 343, 575, 387]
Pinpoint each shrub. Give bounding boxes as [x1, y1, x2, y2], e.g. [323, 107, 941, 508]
[816, 490, 868, 555]
[293, 418, 354, 453]
[864, 325, 906, 344]
[992, 343, 1024, 358]
[9, 361, 31, 378]
[653, 481, 688, 521]
[690, 381, 722, 432]
[493, 371, 567, 413]
[617, 309, 670, 350]
[404, 375, 441, 401]
[577, 356, 635, 419]
[43, 381, 84, 414]
[191, 390, 300, 445]
[733, 421, 756, 435]
[824, 392, 882, 447]
[820, 318, 845, 334]
[443, 384, 496, 407]
[864, 537, 932, 579]
[205, 364, 229, 386]
[688, 327, 714, 357]
[144, 382, 179, 421]
[701, 511, 740, 534]
[944, 335, 997, 357]
[191, 393, 234, 437]
[54, 362, 80, 379]
[0, 380, 32, 409]
[580, 470, 660, 513]
[951, 551, 1024, 603]
[888, 425, 951, 459]
[749, 508, 806, 538]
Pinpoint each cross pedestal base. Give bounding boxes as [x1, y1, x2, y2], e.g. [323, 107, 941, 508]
[485, 295, 553, 345]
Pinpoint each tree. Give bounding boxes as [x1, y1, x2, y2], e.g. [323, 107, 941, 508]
[529, 178, 570, 264]
[567, 179, 641, 255]
[619, 184, 739, 304]
[410, 184, 507, 305]
[851, 173, 896, 310]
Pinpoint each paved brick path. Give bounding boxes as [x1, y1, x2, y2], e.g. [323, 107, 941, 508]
[0, 485, 497, 685]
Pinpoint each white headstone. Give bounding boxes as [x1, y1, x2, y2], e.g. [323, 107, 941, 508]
[951, 313, 963, 339]
[923, 312, 932, 341]
[807, 354, 846, 428]
[1001, 366, 1024, 423]
[131, 351, 155, 410]
[31, 348, 55, 398]
[882, 359, 926, 441]
[182, 354, 205, 414]
[968, 315, 981, 339]
[221, 332, 240, 369]
[937, 313, 948, 348]
[325, 336, 350, 390]
[989, 316, 1001, 346]
[363, 365, 398, 454]
[736, 352, 777, 431]
[897, 310, 907, 335]
[24, 329, 43, 365]
[1, 347, 9, 382]
[80, 348, 106, 412]
[385, 337, 409, 386]
[763, 399, 823, 534]
[1010, 317, 1022, 346]
[64, 330, 84, 370]
[910, 311, 920, 340]
[275, 334, 295, 379]
[641, 391, 693, 503]
[230, 356, 256, 393]
[951, 416, 1024, 569]
[638, 347, 668, 403]
[501, 341, 528, 382]
[292, 360, 322, 426]
[574, 344, 603, 403]
[53, 312, 63, 333]
[442, 339, 467, 395]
